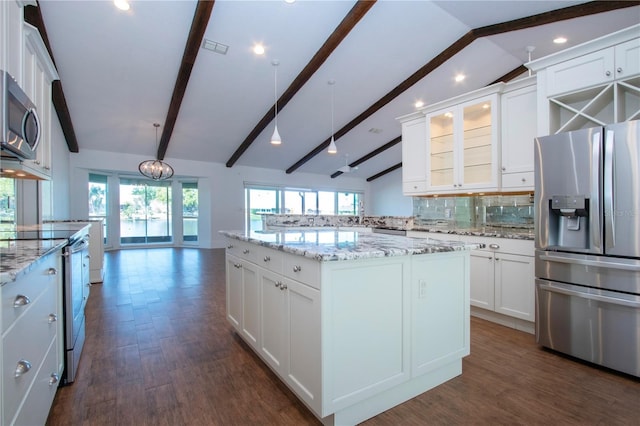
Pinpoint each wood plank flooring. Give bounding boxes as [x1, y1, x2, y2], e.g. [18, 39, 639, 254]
[46, 248, 640, 426]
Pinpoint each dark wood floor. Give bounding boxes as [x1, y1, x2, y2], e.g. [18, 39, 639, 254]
[46, 248, 640, 426]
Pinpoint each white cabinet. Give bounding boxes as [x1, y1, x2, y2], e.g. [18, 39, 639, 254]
[426, 93, 499, 193]
[1, 249, 63, 426]
[3, 0, 24, 85]
[400, 116, 428, 195]
[500, 77, 537, 190]
[529, 25, 640, 135]
[21, 22, 59, 179]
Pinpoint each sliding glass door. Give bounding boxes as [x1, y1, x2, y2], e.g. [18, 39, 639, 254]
[119, 178, 172, 244]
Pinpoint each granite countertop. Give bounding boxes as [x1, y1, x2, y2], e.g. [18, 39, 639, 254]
[410, 226, 534, 240]
[0, 222, 91, 285]
[221, 229, 480, 261]
[0, 239, 68, 285]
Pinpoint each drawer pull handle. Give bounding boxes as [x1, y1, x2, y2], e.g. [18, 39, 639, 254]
[243, 249, 250, 254]
[47, 267, 58, 275]
[280, 283, 288, 291]
[605, 70, 611, 77]
[275, 281, 282, 288]
[293, 265, 302, 273]
[617, 67, 622, 73]
[263, 256, 270, 262]
[48, 313, 58, 323]
[227, 245, 234, 249]
[489, 244, 500, 250]
[49, 373, 60, 386]
[15, 360, 32, 377]
[13, 294, 31, 308]
[233, 263, 242, 269]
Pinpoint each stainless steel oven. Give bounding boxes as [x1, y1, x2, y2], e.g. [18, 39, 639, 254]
[62, 234, 90, 385]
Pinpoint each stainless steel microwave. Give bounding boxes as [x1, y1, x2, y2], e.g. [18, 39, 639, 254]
[1, 70, 41, 160]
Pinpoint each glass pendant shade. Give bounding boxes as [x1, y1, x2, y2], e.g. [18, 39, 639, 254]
[328, 136, 337, 154]
[271, 124, 282, 145]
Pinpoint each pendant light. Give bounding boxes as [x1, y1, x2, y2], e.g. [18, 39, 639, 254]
[327, 79, 337, 154]
[270, 60, 282, 145]
[138, 123, 174, 180]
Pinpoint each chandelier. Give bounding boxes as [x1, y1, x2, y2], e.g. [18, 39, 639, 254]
[138, 123, 174, 180]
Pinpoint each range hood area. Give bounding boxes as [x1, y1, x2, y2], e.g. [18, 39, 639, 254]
[0, 158, 49, 180]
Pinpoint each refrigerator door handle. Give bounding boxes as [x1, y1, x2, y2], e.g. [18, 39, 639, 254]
[591, 131, 602, 251]
[538, 282, 640, 309]
[604, 129, 615, 249]
[538, 253, 640, 272]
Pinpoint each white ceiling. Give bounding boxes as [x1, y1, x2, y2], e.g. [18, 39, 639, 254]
[38, 0, 640, 180]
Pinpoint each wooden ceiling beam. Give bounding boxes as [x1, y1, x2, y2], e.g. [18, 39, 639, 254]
[331, 136, 401, 178]
[157, 0, 215, 160]
[366, 163, 402, 182]
[286, 0, 638, 175]
[24, 3, 79, 153]
[225, 0, 376, 168]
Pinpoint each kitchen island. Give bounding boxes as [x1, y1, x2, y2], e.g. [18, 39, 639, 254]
[221, 229, 476, 425]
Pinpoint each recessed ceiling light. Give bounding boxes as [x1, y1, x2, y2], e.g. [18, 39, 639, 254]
[253, 44, 265, 55]
[284, 0, 296, 4]
[414, 100, 424, 108]
[553, 36, 567, 44]
[368, 128, 383, 134]
[455, 74, 465, 83]
[3, 169, 15, 173]
[113, 0, 130, 11]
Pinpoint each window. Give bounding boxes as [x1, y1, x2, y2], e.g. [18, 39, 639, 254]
[119, 178, 172, 244]
[182, 182, 198, 242]
[88, 173, 108, 245]
[245, 185, 363, 231]
[0, 178, 16, 231]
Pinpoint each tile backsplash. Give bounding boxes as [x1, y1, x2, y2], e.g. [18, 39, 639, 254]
[413, 193, 534, 232]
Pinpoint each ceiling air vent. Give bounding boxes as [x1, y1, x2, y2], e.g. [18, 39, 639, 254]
[368, 128, 382, 134]
[202, 39, 229, 55]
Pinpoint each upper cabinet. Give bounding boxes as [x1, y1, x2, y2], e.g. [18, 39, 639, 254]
[500, 77, 537, 191]
[426, 93, 499, 194]
[528, 24, 640, 135]
[399, 85, 502, 196]
[23, 22, 59, 178]
[400, 116, 427, 194]
[3, 0, 24, 85]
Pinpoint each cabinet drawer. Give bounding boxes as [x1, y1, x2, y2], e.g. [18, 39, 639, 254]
[257, 247, 283, 274]
[283, 255, 320, 289]
[501, 171, 534, 190]
[403, 180, 428, 194]
[226, 239, 261, 264]
[13, 336, 59, 426]
[2, 281, 57, 425]
[2, 254, 59, 333]
[459, 235, 534, 257]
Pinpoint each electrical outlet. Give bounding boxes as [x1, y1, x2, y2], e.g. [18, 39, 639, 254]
[418, 280, 427, 299]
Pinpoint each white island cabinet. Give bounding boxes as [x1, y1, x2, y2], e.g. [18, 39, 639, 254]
[222, 229, 473, 425]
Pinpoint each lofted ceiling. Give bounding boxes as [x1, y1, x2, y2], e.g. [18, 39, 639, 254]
[33, 0, 640, 181]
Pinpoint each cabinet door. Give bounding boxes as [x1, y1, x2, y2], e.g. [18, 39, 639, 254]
[225, 254, 243, 331]
[284, 278, 321, 413]
[412, 252, 469, 377]
[427, 109, 456, 190]
[5, 0, 22, 84]
[494, 253, 535, 321]
[501, 84, 537, 183]
[469, 250, 495, 310]
[614, 38, 640, 79]
[241, 262, 260, 350]
[259, 269, 287, 374]
[546, 48, 614, 97]
[460, 96, 497, 191]
[401, 117, 428, 194]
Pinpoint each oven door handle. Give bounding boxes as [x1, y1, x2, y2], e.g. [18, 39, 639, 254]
[68, 238, 90, 254]
[537, 282, 640, 308]
[538, 253, 640, 272]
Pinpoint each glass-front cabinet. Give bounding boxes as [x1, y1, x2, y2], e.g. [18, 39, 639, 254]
[426, 94, 499, 193]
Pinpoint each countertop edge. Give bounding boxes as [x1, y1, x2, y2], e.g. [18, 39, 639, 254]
[1, 239, 67, 285]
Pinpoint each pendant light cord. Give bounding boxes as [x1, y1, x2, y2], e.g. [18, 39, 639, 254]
[274, 61, 278, 126]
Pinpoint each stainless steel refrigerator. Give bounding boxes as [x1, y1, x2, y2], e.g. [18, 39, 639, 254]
[534, 120, 640, 378]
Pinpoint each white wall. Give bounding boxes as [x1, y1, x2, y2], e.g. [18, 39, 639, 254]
[69, 149, 370, 248]
[46, 107, 71, 220]
[369, 168, 412, 216]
